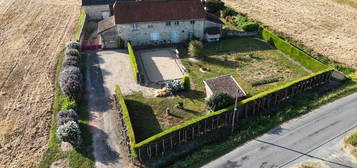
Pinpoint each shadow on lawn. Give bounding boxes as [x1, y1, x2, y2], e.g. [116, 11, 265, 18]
[125, 99, 162, 142]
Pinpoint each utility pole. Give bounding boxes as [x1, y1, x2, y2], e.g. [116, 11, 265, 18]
[231, 89, 240, 134]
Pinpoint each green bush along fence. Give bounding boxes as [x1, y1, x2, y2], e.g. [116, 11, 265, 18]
[262, 29, 329, 72]
[127, 42, 140, 83]
[133, 68, 333, 162]
[114, 86, 137, 158]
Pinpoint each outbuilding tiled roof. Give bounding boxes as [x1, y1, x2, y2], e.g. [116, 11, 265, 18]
[204, 75, 246, 98]
[113, 0, 206, 24]
[97, 16, 116, 33]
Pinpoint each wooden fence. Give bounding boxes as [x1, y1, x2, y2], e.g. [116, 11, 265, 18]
[135, 70, 333, 162]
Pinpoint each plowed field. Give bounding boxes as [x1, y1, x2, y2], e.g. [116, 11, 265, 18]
[0, 0, 80, 167]
[225, 0, 357, 68]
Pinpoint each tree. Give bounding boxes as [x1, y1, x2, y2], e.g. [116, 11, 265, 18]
[56, 121, 81, 145]
[206, 92, 234, 112]
[188, 40, 204, 59]
[205, 0, 225, 14]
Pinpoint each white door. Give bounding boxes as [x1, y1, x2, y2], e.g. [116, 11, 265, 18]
[151, 32, 160, 41]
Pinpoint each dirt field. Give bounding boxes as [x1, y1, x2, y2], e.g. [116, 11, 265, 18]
[225, 0, 357, 68]
[0, 0, 80, 167]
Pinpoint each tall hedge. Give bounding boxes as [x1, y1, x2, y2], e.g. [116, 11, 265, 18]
[262, 29, 329, 72]
[134, 69, 333, 149]
[127, 42, 140, 83]
[115, 85, 137, 158]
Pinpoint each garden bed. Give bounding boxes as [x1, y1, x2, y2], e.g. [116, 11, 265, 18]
[125, 37, 311, 142]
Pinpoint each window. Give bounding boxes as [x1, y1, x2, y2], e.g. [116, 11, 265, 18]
[148, 24, 153, 28]
[190, 20, 195, 24]
[174, 21, 179, 25]
[166, 21, 171, 26]
[132, 24, 139, 30]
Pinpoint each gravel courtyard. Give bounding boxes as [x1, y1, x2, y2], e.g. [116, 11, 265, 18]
[137, 48, 186, 83]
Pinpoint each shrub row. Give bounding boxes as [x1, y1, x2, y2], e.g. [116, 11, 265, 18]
[56, 41, 83, 146]
[262, 29, 330, 72]
[127, 41, 140, 83]
[115, 85, 137, 158]
[56, 109, 81, 145]
[134, 68, 333, 150]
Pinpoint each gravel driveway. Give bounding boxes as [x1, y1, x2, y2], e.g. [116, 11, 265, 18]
[86, 50, 139, 168]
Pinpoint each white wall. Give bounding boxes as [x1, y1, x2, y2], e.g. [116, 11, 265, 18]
[116, 19, 205, 46]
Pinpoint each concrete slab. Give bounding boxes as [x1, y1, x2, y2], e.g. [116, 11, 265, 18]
[138, 48, 185, 83]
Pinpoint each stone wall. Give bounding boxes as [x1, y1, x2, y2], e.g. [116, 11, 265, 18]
[116, 19, 205, 46]
[83, 5, 110, 20]
[99, 27, 117, 48]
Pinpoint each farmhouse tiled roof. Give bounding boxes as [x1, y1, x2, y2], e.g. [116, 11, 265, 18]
[113, 0, 206, 24]
[97, 16, 116, 33]
[204, 75, 246, 98]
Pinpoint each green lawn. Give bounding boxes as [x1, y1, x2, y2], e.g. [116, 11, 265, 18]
[125, 37, 310, 142]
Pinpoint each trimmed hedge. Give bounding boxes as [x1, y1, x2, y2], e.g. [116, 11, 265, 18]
[127, 42, 140, 83]
[262, 29, 329, 72]
[242, 22, 259, 32]
[115, 85, 137, 158]
[134, 68, 333, 149]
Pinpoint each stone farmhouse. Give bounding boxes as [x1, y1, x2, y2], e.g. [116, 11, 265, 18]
[94, 0, 223, 48]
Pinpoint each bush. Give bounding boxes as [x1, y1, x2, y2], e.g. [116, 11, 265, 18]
[65, 49, 80, 57]
[60, 66, 83, 97]
[62, 56, 79, 68]
[206, 92, 234, 112]
[66, 41, 80, 50]
[347, 133, 357, 147]
[56, 121, 81, 145]
[242, 22, 259, 32]
[57, 109, 78, 125]
[181, 75, 190, 90]
[233, 14, 248, 26]
[167, 80, 183, 93]
[188, 40, 204, 59]
[205, 0, 225, 13]
[117, 38, 124, 49]
[222, 7, 237, 17]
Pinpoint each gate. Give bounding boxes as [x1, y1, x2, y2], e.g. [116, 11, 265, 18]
[80, 40, 102, 51]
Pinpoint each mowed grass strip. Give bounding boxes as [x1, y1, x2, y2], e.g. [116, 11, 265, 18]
[125, 37, 310, 142]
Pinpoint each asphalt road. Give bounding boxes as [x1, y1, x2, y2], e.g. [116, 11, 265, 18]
[203, 92, 357, 168]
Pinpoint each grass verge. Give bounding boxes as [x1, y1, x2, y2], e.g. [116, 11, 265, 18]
[38, 53, 94, 168]
[168, 78, 357, 168]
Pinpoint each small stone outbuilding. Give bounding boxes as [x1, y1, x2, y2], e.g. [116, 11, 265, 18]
[82, 0, 116, 20]
[203, 75, 246, 100]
